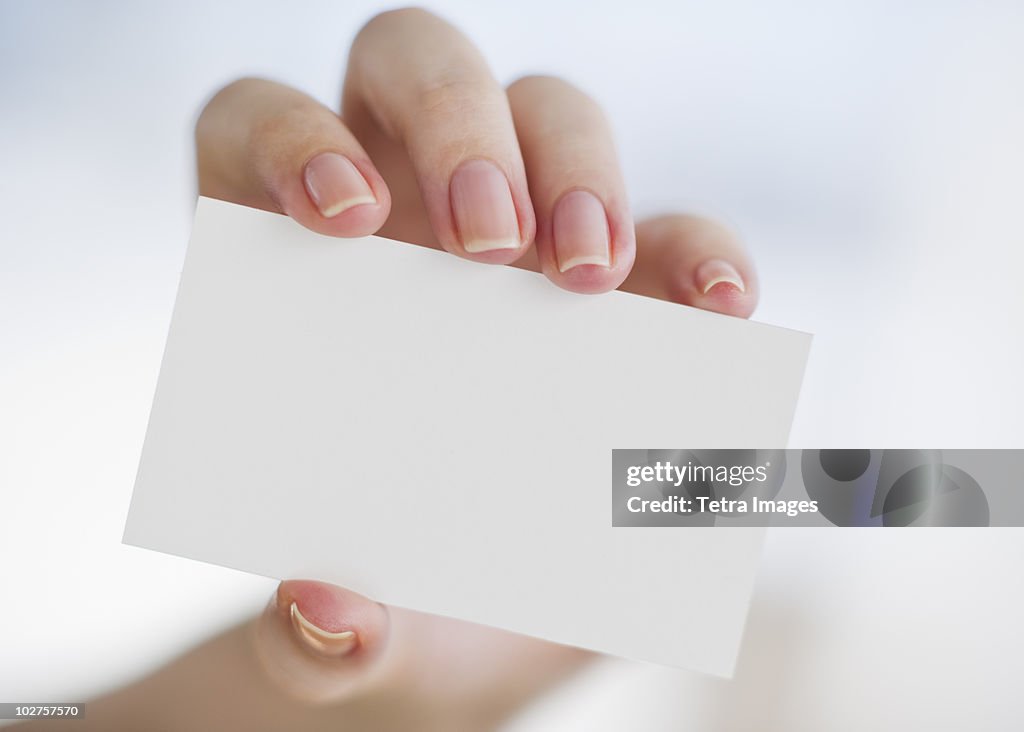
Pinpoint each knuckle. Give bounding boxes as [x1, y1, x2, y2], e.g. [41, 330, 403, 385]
[247, 105, 307, 149]
[415, 73, 492, 118]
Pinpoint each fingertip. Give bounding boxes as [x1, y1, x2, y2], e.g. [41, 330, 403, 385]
[455, 239, 534, 266]
[695, 282, 758, 318]
[445, 157, 535, 266]
[555, 263, 618, 294]
[276, 580, 390, 657]
[253, 580, 390, 704]
[678, 259, 758, 318]
[289, 601, 359, 658]
[288, 153, 392, 238]
[552, 246, 636, 294]
[542, 192, 636, 294]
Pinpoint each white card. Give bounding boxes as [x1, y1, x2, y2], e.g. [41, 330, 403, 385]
[124, 198, 811, 675]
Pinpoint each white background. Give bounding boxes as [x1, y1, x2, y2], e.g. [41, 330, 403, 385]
[1, 1, 1022, 728]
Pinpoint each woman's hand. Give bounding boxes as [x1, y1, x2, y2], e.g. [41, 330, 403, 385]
[25, 8, 759, 731]
[196, 7, 757, 312]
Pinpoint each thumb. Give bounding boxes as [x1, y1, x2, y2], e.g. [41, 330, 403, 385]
[252, 580, 391, 704]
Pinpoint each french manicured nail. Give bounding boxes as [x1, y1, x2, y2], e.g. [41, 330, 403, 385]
[450, 159, 521, 253]
[696, 259, 745, 294]
[290, 602, 358, 657]
[553, 190, 611, 272]
[303, 152, 376, 218]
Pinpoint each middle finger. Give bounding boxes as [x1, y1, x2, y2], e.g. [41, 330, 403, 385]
[345, 9, 534, 264]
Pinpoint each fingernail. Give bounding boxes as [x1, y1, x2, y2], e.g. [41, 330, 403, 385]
[553, 190, 611, 272]
[450, 159, 522, 253]
[289, 601, 358, 657]
[303, 152, 377, 218]
[696, 259, 745, 294]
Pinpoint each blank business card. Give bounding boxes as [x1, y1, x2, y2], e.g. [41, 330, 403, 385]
[124, 198, 811, 675]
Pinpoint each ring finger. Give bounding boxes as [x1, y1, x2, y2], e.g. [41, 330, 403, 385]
[507, 75, 636, 293]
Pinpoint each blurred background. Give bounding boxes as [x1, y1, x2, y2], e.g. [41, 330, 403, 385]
[1, 1, 1022, 728]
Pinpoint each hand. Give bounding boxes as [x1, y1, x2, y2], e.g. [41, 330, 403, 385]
[196, 7, 757, 311]
[24, 8, 759, 731]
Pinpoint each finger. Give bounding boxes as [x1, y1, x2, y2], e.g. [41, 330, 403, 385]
[345, 8, 534, 263]
[506, 76, 636, 294]
[252, 580, 391, 704]
[623, 214, 759, 317]
[196, 78, 391, 237]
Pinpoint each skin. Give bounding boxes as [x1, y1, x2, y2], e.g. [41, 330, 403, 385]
[21, 8, 759, 730]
